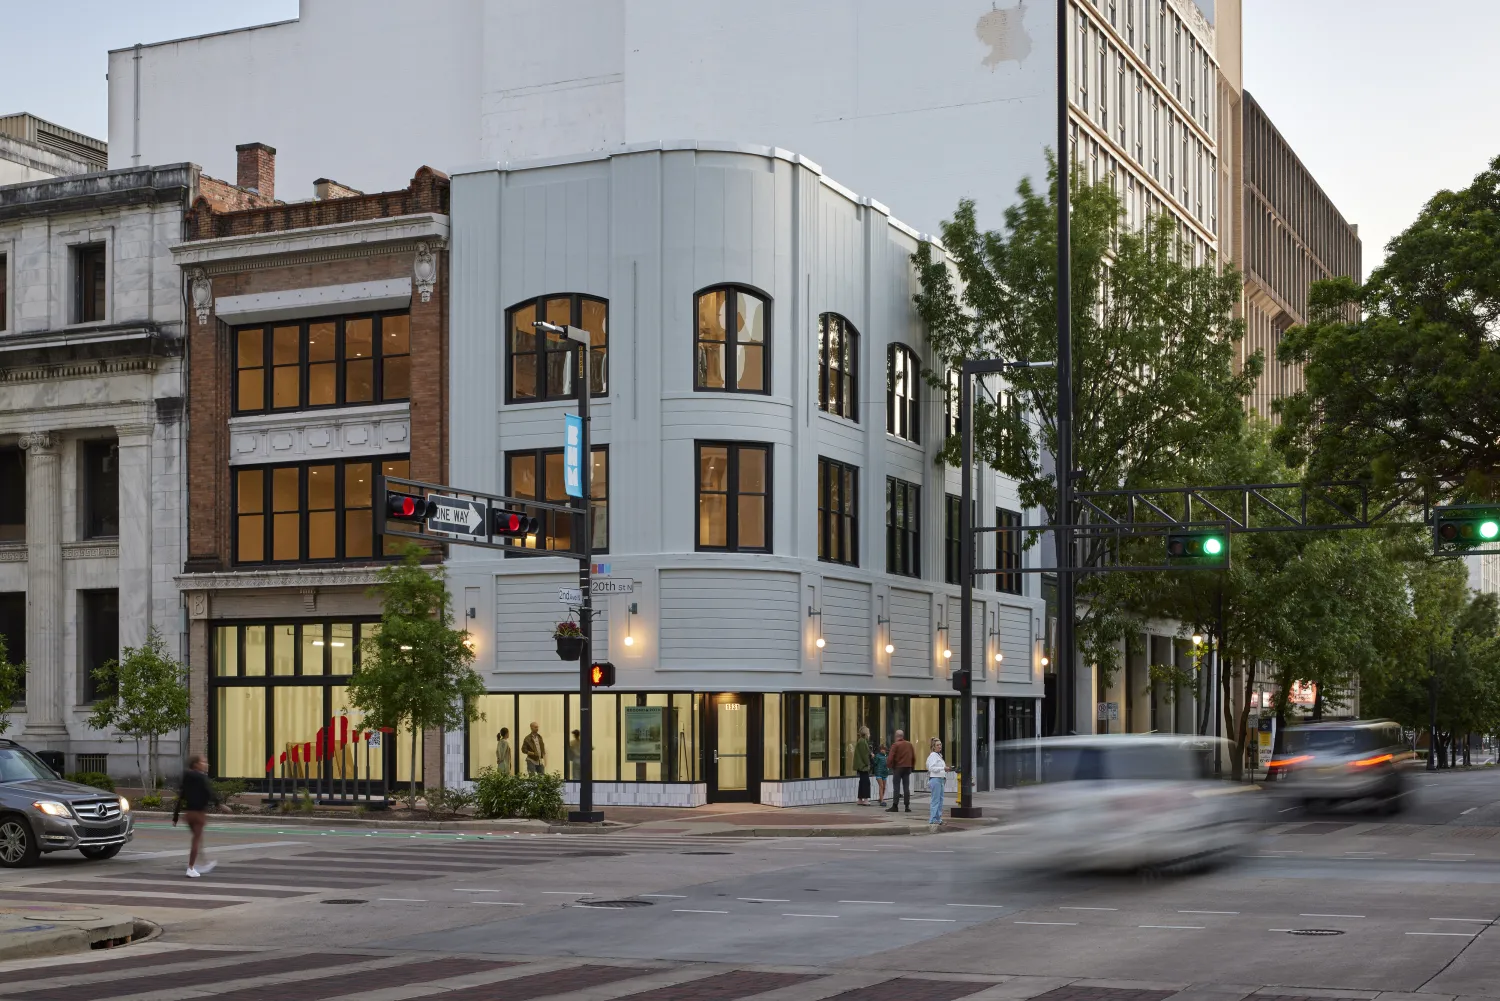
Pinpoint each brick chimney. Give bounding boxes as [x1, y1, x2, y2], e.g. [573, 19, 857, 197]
[235, 142, 276, 200]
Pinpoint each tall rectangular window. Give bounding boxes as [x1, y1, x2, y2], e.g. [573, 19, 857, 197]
[817, 313, 858, 420]
[885, 477, 920, 578]
[817, 457, 858, 566]
[505, 447, 608, 553]
[696, 442, 770, 553]
[73, 243, 106, 323]
[944, 369, 962, 441]
[234, 456, 409, 565]
[83, 440, 119, 539]
[695, 287, 767, 394]
[0, 592, 24, 691]
[887, 345, 920, 443]
[0, 252, 8, 331]
[0, 447, 22, 542]
[234, 312, 412, 414]
[995, 508, 1023, 595]
[944, 494, 963, 585]
[79, 589, 119, 703]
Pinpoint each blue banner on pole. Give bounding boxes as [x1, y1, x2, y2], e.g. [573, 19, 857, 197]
[563, 413, 583, 498]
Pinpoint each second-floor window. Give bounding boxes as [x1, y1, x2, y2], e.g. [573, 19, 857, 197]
[817, 457, 858, 566]
[73, 243, 106, 324]
[885, 477, 920, 578]
[83, 440, 119, 539]
[505, 447, 608, 553]
[695, 286, 768, 394]
[507, 294, 607, 403]
[234, 457, 408, 565]
[235, 312, 410, 414]
[944, 369, 962, 441]
[995, 507, 1023, 595]
[0, 447, 22, 542]
[887, 345, 920, 443]
[818, 313, 857, 420]
[697, 442, 770, 552]
[944, 493, 972, 585]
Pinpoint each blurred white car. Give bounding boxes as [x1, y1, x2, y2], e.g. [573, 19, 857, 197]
[1266, 719, 1412, 813]
[999, 734, 1259, 872]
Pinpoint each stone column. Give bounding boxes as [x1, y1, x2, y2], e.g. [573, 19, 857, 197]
[19, 432, 65, 742]
[116, 424, 153, 652]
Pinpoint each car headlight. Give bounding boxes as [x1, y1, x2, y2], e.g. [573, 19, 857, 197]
[118, 797, 131, 813]
[33, 801, 72, 818]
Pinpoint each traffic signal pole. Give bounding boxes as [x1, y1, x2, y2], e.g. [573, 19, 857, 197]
[564, 324, 602, 823]
[1054, 0, 1077, 737]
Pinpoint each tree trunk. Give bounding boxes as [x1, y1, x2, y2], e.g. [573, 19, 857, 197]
[409, 725, 419, 809]
[136, 738, 147, 794]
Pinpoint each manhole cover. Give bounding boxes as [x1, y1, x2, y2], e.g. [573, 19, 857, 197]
[1287, 928, 1344, 936]
[680, 851, 732, 855]
[576, 899, 653, 908]
[320, 898, 368, 905]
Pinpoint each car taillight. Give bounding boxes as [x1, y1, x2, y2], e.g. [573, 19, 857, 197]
[1350, 752, 1393, 768]
[1266, 754, 1312, 768]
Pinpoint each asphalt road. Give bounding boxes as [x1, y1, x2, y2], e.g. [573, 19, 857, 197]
[0, 767, 1497, 1000]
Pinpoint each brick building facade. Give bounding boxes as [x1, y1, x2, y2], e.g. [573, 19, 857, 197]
[171, 148, 449, 792]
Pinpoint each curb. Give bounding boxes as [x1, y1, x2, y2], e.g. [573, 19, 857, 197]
[130, 811, 554, 832]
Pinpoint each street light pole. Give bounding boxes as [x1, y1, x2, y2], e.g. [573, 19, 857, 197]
[1053, 0, 1077, 736]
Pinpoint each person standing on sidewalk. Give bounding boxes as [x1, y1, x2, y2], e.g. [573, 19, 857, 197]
[853, 727, 872, 805]
[873, 743, 890, 806]
[926, 737, 948, 827]
[172, 755, 216, 878]
[886, 730, 915, 813]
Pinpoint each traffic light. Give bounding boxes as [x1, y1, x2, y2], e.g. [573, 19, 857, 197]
[950, 668, 972, 694]
[492, 507, 539, 538]
[385, 492, 436, 522]
[590, 662, 616, 687]
[1434, 505, 1500, 553]
[1165, 530, 1228, 564]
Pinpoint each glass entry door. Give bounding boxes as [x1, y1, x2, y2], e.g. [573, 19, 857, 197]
[706, 693, 759, 802]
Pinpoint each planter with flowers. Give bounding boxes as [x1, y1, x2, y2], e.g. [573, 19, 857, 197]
[553, 620, 585, 661]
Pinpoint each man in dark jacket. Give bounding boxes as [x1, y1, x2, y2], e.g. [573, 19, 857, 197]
[885, 731, 916, 813]
[173, 755, 216, 877]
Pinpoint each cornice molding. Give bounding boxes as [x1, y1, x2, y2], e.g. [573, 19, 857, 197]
[176, 565, 389, 591]
[170, 213, 449, 275]
[0, 543, 25, 563]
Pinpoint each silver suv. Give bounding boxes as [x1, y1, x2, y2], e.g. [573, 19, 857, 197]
[0, 739, 134, 868]
[1268, 719, 1411, 814]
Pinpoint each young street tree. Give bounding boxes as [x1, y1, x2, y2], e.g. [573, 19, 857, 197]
[0, 634, 22, 736]
[1275, 155, 1500, 498]
[85, 628, 190, 793]
[346, 544, 484, 807]
[912, 157, 1258, 670]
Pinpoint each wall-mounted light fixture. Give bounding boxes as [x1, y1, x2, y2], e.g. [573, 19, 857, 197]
[624, 602, 638, 647]
[878, 614, 894, 655]
[467, 606, 476, 620]
[988, 626, 1003, 664]
[808, 605, 825, 649]
[937, 623, 952, 660]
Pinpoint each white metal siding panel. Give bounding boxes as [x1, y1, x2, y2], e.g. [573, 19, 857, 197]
[820, 577, 871, 675]
[889, 587, 930, 676]
[945, 597, 983, 671]
[997, 604, 1033, 681]
[659, 569, 799, 669]
[495, 573, 607, 674]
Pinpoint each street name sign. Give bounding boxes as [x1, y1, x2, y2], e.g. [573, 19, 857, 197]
[556, 578, 635, 604]
[426, 495, 488, 539]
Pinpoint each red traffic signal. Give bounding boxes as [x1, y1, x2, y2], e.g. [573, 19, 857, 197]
[385, 492, 436, 522]
[590, 662, 616, 687]
[492, 508, 539, 537]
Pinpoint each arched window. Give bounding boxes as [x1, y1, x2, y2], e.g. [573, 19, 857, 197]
[695, 286, 768, 394]
[887, 344, 920, 443]
[818, 313, 858, 421]
[506, 294, 607, 403]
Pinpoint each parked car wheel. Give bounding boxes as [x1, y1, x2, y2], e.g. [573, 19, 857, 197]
[80, 844, 123, 861]
[0, 815, 40, 868]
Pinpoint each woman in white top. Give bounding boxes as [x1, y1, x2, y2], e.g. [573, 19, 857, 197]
[926, 737, 947, 827]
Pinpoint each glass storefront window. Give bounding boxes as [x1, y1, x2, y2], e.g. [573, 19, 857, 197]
[592, 693, 618, 782]
[302, 623, 326, 676]
[841, 696, 858, 777]
[467, 694, 516, 777]
[214, 626, 238, 677]
[672, 693, 699, 782]
[395, 722, 422, 784]
[911, 696, 941, 753]
[329, 623, 354, 675]
[762, 693, 781, 781]
[783, 694, 805, 780]
[244, 626, 266, 676]
[273, 686, 325, 778]
[216, 688, 265, 779]
[272, 624, 296, 676]
[330, 686, 383, 780]
[359, 622, 381, 666]
[517, 694, 565, 776]
[808, 694, 827, 779]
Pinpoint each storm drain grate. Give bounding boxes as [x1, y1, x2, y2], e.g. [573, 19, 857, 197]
[577, 899, 654, 908]
[319, 898, 368, 905]
[1286, 928, 1345, 936]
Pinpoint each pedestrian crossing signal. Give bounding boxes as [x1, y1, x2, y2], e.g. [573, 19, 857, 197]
[1165, 530, 1228, 564]
[950, 669, 972, 694]
[590, 662, 616, 687]
[1434, 505, 1500, 553]
[385, 492, 436, 522]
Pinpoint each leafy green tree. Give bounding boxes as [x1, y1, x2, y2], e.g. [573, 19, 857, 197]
[346, 544, 484, 807]
[86, 628, 190, 793]
[1276, 155, 1500, 498]
[0, 634, 22, 736]
[913, 156, 1258, 675]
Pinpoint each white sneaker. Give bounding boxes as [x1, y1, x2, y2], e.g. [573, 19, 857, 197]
[199, 860, 217, 875]
[185, 866, 200, 878]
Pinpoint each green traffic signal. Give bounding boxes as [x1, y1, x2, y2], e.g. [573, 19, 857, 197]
[1203, 537, 1224, 555]
[1166, 531, 1229, 564]
[1482, 520, 1499, 540]
[1433, 505, 1500, 553]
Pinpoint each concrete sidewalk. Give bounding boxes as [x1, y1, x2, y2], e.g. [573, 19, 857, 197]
[0, 903, 142, 961]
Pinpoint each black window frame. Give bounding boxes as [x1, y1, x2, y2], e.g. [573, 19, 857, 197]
[944, 493, 973, 586]
[995, 507, 1023, 595]
[504, 293, 608, 405]
[0, 251, 8, 332]
[694, 285, 770, 395]
[233, 311, 411, 415]
[944, 368, 962, 441]
[79, 588, 119, 704]
[695, 441, 772, 553]
[0, 591, 24, 701]
[503, 445, 609, 555]
[0, 446, 23, 543]
[817, 312, 858, 421]
[82, 439, 119, 540]
[72, 243, 106, 324]
[817, 456, 859, 567]
[887, 344, 921, 443]
[885, 476, 920, 578]
[232, 455, 410, 566]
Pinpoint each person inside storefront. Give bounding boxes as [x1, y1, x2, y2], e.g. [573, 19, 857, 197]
[568, 729, 581, 777]
[522, 721, 547, 774]
[496, 727, 513, 775]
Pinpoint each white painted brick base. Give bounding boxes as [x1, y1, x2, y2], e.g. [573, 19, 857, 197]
[758, 777, 861, 807]
[562, 781, 707, 808]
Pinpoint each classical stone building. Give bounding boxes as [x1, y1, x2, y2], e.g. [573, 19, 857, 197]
[170, 147, 449, 792]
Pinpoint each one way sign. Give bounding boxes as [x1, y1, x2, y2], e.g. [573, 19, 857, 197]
[426, 495, 488, 540]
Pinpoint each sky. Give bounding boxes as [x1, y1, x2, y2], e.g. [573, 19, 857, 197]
[3, 0, 1496, 272]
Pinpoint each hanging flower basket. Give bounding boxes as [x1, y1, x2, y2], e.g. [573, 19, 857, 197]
[553, 621, 585, 661]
